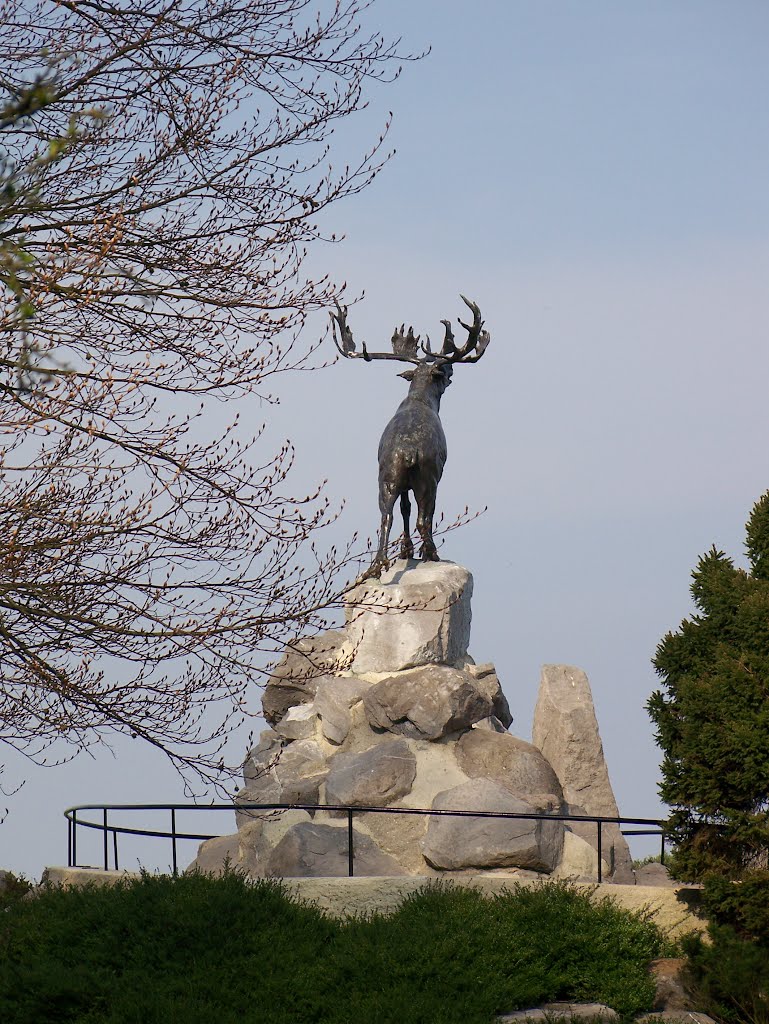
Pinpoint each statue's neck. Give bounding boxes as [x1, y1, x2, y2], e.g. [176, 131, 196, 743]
[405, 386, 442, 413]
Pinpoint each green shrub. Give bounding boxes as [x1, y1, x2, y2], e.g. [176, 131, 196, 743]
[0, 874, 671, 1024]
[700, 871, 769, 946]
[683, 925, 769, 1024]
[0, 871, 32, 911]
[678, 872, 769, 1024]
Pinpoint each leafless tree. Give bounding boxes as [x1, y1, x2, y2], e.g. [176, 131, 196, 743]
[0, 0, 411, 793]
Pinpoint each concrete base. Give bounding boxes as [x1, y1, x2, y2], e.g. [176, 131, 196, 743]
[42, 866, 142, 888]
[41, 867, 703, 939]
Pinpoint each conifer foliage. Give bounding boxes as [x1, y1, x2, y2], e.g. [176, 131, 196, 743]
[648, 492, 769, 882]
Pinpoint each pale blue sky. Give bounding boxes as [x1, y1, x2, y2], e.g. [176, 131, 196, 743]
[4, 1, 769, 876]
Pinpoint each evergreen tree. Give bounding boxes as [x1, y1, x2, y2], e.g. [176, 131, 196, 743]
[648, 492, 769, 882]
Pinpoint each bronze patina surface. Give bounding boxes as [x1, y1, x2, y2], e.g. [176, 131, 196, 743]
[331, 296, 491, 580]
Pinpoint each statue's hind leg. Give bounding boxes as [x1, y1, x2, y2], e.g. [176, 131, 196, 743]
[414, 480, 439, 562]
[399, 491, 414, 559]
[358, 480, 398, 581]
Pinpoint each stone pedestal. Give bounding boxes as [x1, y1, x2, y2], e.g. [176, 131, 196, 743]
[188, 561, 632, 883]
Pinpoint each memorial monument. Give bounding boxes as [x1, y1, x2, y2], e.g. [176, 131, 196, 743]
[188, 298, 633, 882]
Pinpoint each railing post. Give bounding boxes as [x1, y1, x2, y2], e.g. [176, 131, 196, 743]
[597, 820, 603, 882]
[113, 828, 119, 872]
[347, 808, 354, 877]
[67, 816, 72, 868]
[72, 809, 77, 868]
[103, 808, 109, 871]
[171, 808, 178, 877]
[660, 831, 666, 866]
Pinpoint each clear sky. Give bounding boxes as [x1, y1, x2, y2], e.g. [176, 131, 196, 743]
[3, 0, 769, 877]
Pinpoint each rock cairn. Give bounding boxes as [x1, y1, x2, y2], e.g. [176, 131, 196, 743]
[189, 561, 632, 880]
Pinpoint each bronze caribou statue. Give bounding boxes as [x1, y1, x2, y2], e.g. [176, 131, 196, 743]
[331, 296, 490, 581]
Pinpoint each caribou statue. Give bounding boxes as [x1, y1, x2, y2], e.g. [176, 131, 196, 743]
[331, 295, 491, 581]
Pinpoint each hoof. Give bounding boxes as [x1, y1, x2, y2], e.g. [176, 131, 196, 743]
[356, 559, 387, 584]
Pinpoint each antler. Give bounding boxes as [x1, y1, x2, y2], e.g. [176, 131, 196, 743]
[330, 296, 490, 367]
[330, 302, 357, 357]
[330, 303, 422, 364]
[435, 295, 491, 365]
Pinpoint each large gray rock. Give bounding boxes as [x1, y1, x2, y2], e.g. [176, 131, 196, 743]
[456, 729, 563, 803]
[266, 821, 406, 877]
[327, 737, 417, 806]
[363, 664, 493, 740]
[649, 958, 697, 1011]
[635, 862, 679, 888]
[344, 560, 472, 673]
[187, 832, 245, 876]
[243, 729, 284, 785]
[187, 820, 275, 876]
[552, 829, 610, 881]
[325, 738, 417, 806]
[313, 675, 370, 745]
[532, 665, 633, 881]
[421, 778, 564, 871]
[237, 738, 328, 828]
[465, 663, 513, 728]
[262, 629, 347, 724]
[273, 702, 319, 741]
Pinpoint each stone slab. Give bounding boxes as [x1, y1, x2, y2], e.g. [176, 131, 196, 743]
[498, 1003, 618, 1022]
[344, 560, 473, 673]
[39, 869, 707, 939]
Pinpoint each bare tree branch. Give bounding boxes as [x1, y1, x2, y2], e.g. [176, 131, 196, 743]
[0, 0, 418, 794]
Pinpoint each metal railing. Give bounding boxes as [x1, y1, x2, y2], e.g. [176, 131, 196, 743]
[64, 802, 666, 883]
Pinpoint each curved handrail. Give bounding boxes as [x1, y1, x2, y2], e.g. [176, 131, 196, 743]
[64, 801, 666, 882]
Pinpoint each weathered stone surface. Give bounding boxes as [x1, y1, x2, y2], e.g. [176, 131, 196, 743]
[186, 833, 242, 876]
[354, 810, 432, 876]
[552, 830, 610, 881]
[316, 694, 349, 744]
[650, 958, 696, 1011]
[403, 739, 472, 809]
[316, 675, 370, 707]
[637, 1015, 716, 1024]
[266, 821, 407, 877]
[273, 702, 319, 741]
[356, 740, 469, 874]
[532, 665, 633, 880]
[334, 700, 383, 754]
[262, 629, 347, 724]
[325, 738, 417, 807]
[344, 560, 472, 673]
[312, 677, 368, 745]
[274, 738, 327, 782]
[243, 729, 284, 785]
[237, 738, 328, 828]
[473, 715, 509, 733]
[421, 779, 563, 871]
[456, 730, 563, 803]
[39, 869, 709, 938]
[188, 819, 272, 876]
[188, 813, 313, 876]
[465, 663, 513, 728]
[363, 664, 492, 740]
[635, 862, 679, 888]
[235, 777, 282, 829]
[498, 1003, 619, 1022]
[272, 739, 328, 807]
